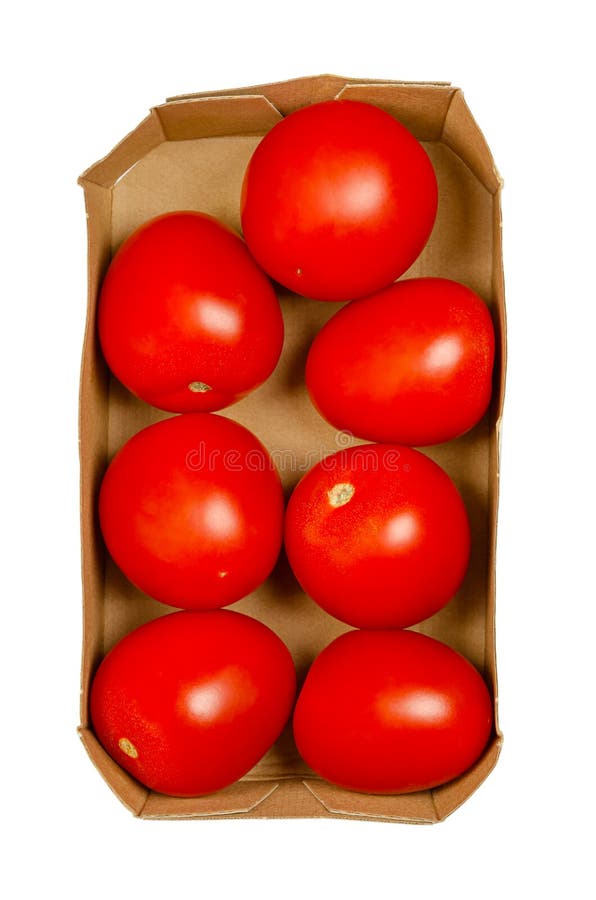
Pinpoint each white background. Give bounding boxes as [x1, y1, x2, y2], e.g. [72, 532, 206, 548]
[2, 2, 594, 897]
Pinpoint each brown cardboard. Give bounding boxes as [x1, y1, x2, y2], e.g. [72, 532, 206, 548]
[79, 75, 505, 823]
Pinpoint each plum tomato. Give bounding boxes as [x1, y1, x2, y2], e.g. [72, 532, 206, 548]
[306, 277, 495, 445]
[241, 100, 437, 301]
[284, 444, 470, 628]
[98, 211, 284, 413]
[90, 610, 296, 796]
[293, 629, 493, 794]
[99, 413, 283, 609]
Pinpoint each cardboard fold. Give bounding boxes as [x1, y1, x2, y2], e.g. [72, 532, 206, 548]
[154, 95, 283, 141]
[79, 111, 165, 189]
[168, 73, 353, 111]
[441, 90, 502, 194]
[79, 727, 149, 815]
[79, 75, 505, 822]
[302, 780, 438, 824]
[167, 74, 452, 117]
[431, 734, 503, 820]
[140, 780, 282, 819]
[78, 180, 112, 725]
[335, 83, 457, 140]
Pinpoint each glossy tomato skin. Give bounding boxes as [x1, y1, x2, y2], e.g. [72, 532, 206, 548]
[99, 413, 283, 609]
[241, 100, 437, 301]
[293, 629, 493, 794]
[284, 444, 470, 629]
[306, 278, 495, 446]
[98, 211, 283, 413]
[90, 610, 296, 797]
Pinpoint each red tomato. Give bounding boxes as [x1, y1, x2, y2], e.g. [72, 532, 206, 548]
[241, 100, 437, 301]
[306, 278, 495, 446]
[98, 211, 283, 413]
[99, 413, 283, 609]
[284, 444, 470, 628]
[294, 629, 492, 794]
[91, 610, 296, 796]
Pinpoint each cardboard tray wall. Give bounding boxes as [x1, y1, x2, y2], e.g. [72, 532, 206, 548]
[78, 74, 506, 823]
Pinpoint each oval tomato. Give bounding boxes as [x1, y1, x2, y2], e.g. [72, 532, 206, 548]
[98, 211, 283, 413]
[91, 610, 296, 796]
[241, 100, 437, 301]
[284, 444, 470, 628]
[306, 277, 495, 446]
[293, 629, 492, 794]
[99, 413, 283, 609]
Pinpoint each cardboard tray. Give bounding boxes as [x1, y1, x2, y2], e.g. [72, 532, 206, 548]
[78, 74, 506, 823]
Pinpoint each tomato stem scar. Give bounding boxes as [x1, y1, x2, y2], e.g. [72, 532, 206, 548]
[118, 737, 139, 759]
[328, 483, 355, 508]
[188, 382, 212, 393]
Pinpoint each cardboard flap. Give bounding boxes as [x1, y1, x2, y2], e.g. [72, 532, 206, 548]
[80, 726, 282, 818]
[140, 780, 281, 819]
[491, 191, 507, 421]
[301, 734, 502, 824]
[442, 91, 502, 194]
[431, 734, 503, 820]
[167, 74, 350, 112]
[303, 780, 438, 824]
[79, 727, 149, 815]
[335, 83, 456, 140]
[485, 191, 506, 704]
[155, 95, 283, 141]
[78, 180, 112, 725]
[79, 110, 165, 189]
[167, 74, 452, 117]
